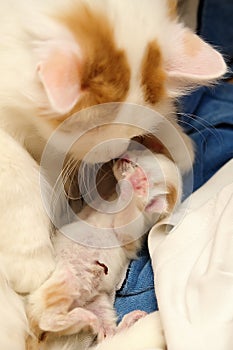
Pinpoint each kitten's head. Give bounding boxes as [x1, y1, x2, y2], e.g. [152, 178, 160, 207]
[113, 149, 182, 217]
[32, 0, 226, 163]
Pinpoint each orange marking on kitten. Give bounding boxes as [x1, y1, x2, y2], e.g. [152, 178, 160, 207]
[167, 0, 178, 20]
[141, 41, 167, 105]
[46, 4, 130, 125]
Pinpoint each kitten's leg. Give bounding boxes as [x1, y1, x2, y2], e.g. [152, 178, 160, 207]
[0, 129, 55, 293]
[86, 294, 117, 342]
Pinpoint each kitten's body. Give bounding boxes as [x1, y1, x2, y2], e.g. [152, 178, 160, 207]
[0, 0, 226, 349]
[26, 150, 182, 349]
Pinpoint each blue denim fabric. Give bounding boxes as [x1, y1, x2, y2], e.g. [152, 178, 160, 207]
[115, 245, 157, 322]
[114, 0, 233, 320]
[179, 84, 233, 191]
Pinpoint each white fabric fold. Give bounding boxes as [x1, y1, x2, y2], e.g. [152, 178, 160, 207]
[149, 159, 233, 350]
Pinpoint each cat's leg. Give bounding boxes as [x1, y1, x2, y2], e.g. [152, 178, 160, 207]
[0, 266, 28, 350]
[0, 129, 55, 293]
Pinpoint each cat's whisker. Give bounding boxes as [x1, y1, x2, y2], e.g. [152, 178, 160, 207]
[175, 112, 223, 144]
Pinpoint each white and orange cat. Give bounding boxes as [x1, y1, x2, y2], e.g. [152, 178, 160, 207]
[26, 149, 182, 350]
[0, 0, 226, 349]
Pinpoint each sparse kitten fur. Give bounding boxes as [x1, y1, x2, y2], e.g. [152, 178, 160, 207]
[0, 0, 227, 349]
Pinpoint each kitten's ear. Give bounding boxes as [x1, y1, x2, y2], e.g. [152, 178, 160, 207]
[37, 42, 83, 114]
[165, 28, 227, 85]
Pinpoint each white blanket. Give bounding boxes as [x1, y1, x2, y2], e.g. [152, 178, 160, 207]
[149, 159, 233, 350]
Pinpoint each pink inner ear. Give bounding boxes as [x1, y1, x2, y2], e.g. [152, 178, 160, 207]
[38, 49, 82, 114]
[166, 30, 227, 81]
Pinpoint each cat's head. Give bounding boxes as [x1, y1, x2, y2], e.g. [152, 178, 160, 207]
[32, 0, 227, 163]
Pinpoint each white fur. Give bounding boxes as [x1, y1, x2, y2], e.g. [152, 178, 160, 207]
[0, 129, 55, 294]
[0, 267, 28, 350]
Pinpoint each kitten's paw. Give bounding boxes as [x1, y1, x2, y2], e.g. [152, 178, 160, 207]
[117, 310, 148, 332]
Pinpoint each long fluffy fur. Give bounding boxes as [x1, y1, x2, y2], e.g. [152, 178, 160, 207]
[0, 267, 28, 350]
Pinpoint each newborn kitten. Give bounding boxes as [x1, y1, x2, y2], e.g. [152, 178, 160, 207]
[26, 149, 182, 349]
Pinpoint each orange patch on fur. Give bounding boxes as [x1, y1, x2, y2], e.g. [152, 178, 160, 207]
[141, 41, 167, 105]
[48, 4, 130, 125]
[167, 0, 178, 19]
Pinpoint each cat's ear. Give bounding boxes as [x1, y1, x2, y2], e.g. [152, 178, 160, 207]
[165, 28, 227, 85]
[37, 41, 83, 114]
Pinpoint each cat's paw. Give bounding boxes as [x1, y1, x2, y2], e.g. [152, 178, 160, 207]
[117, 310, 148, 332]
